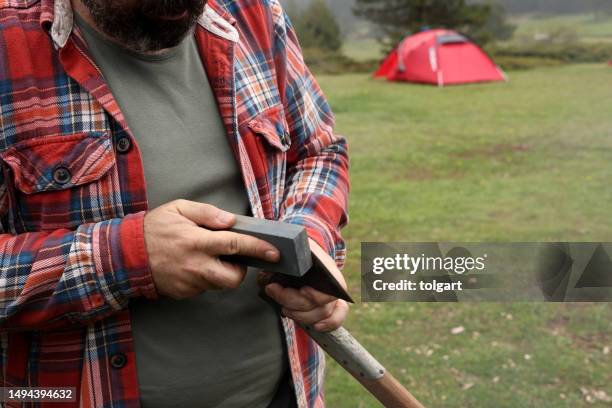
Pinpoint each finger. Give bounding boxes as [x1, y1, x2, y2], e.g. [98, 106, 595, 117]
[314, 300, 349, 332]
[256, 271, 275, 288]
[199, 259, 247, 290]
[172, 200, 236, 229]
[282, 301, 336, 325]
[300, 286, 339, 306]
[207, 231, 279, 262]
[265, 283, 317, 311]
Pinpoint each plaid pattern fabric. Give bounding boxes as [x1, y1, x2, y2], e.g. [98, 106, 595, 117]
[0, 0, 349, 407]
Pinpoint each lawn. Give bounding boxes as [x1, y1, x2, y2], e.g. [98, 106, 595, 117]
[511, 13, 612, 43]
[342, 37, 383, 62]
[316, 64, 612, 407]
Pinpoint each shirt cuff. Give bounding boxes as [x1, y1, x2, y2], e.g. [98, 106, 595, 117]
[87, 211, 158, 312]
[117, 211, 158, 300]
[280, 213, 335, 260]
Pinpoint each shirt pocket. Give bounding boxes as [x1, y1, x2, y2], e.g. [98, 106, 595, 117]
[242, 104, 291, 218]
[0, 132, 119, 232]
[247, 104, 291, 153]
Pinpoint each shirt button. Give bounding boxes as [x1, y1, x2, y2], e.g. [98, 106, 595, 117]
[52, 166, 71, 185]
[110, 353, 127, 369]
[116, 137, 132, 154]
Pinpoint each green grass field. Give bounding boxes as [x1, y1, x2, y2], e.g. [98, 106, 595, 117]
[511, 13, 612, 43]
[342, 38, 383, 62]
[317, 64, 612, 407]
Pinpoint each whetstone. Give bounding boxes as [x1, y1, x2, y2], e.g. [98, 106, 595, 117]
[222, 215, 313, 277]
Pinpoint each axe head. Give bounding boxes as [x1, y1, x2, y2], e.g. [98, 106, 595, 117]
[264, 238, 354, 303]
[224, 215, 354, 303]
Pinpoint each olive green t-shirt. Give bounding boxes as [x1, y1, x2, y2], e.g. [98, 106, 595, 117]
[75, 16, 287, 408]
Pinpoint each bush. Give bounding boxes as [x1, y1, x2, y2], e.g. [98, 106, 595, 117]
[289, 0, 343, 52]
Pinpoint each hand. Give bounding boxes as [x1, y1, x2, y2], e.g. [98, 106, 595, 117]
[265, 284, 349, 332]
[144, 200, 280, 300]
[264, 239, 349, 332]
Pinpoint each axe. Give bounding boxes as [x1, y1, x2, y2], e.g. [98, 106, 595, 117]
[224, 215, 425, 408]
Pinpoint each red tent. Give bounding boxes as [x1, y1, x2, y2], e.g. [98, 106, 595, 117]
[374, 29, 507, 86]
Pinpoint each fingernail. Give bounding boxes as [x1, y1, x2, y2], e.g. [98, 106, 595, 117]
[265, 250, 279, 262]
[217, 211, 235, 224]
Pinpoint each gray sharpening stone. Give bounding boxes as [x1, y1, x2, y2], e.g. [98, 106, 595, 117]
[222, 215, 313, 277]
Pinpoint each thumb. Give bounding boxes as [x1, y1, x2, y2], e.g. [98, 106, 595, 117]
[171, 200, 236, 229]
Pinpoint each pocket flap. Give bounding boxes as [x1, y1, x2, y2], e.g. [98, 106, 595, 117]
[0, 132, 116, 194]
[247, 105, 291, 152]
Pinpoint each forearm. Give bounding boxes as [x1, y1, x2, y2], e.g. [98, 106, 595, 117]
[280, 140, 349, 266]
[0, 211, 157, 332]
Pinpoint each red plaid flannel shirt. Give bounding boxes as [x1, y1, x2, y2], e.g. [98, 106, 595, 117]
[0, 0, 349, 406]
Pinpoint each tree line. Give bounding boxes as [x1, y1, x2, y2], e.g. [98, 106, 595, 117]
[353, 0, 516, 49]
[283, 0, 612, 60]
[285, 0, 517, 53]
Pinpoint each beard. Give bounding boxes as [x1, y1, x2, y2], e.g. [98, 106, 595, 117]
[80, 0, 207, 53]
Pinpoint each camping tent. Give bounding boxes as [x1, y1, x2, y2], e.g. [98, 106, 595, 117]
[374, 29, 507, 86]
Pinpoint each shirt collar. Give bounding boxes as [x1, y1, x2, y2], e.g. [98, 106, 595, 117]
[198, 4, 239, 43]
[43, 0, 239, 49]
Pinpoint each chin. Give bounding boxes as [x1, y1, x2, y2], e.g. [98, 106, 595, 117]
[122, 19, 198, 53]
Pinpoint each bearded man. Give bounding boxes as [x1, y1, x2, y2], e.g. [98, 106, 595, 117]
[0, 0, 349, 407]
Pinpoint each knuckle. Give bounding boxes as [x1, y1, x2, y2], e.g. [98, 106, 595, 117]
[227, 281, 240, 290]
[299, 299, 313, 311]
[158, 201, 173, 211]
[324, 303, 336, 319]
[310, 294, 325, 306]
[178, 235, 197, 251]
[173, 199, 188, 208]
[329, 320, 342, 330]
[267, 289, 282, 303]
[203, 266, 218, 284]
[305, 296, 319, 310]
[226, 273, 242, 289]
[171, 283, 190, 300]
[200, 203, 215, 215]
[246, 238, 261, 254]
[295, 313, 310, 324]
[187, 240, 202, 253]
[182, 261, 201, 276]
[304, 313, 319, 324]
[294, 314, 309, 324]
[226, 237, 240, 255]
[329, 313, 343, 328]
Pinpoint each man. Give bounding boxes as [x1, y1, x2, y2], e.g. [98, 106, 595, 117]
[0, 0, 349, 406]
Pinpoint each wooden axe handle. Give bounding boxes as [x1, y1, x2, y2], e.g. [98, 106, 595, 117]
[301, 324, 425, 408]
